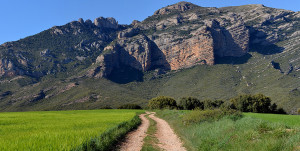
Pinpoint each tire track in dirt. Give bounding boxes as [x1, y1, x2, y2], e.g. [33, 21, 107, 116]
[149, 112, 186, 151]
[118, 113, 150, 151]
[119, 112, 186, 151]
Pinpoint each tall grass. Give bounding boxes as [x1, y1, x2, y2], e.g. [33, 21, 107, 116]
[182, 109, 243, 125]
[0, 109, 142, 151]
[156, 110, 300, 151]
[74, 114, 142, 151]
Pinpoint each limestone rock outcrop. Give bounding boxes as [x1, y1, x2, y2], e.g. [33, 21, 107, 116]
[118, 28, 140, 39]
[0, 59, 20, 77]
[94, 17, 118, 29]
[207, 19, 249, 57]
[87, 2, 253, 78]
[153, 27, 215, 70]
[88, 34, 158, 77]
[154, 1, 197, 15]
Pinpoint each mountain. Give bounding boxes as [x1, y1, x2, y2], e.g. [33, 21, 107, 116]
[0, 2, 299, 113]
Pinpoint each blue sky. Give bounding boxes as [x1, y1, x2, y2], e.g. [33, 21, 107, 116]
[1, 0, 299, 45]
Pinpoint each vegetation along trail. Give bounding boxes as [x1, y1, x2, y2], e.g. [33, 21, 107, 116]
[119, 112, 186, 151]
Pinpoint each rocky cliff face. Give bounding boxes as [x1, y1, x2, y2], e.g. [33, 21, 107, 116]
[0, 17, 121, 78]
[207, 18, 249, 57]
[88, 2, 251, 77]
[154, 26, 215, 70]
[0, 59, 17, 77]
[88, 34, 157, 77]
[0, 1, 299, 80]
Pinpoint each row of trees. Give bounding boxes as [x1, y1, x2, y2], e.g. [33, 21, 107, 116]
[229, 94, 285, 114]
[147, 96, 225, 110]
[147, 94, 286, 114]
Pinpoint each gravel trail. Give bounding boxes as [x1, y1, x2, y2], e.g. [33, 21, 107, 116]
[149, 112, 186, 151]
[119, 112, 186, 151]
[118, 113, 150, 151]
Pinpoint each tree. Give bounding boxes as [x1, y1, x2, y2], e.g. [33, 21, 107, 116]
[179, 97, 203, 110]
[230, 94, 253, 112]
[203, 99, 224, 110]
[270, 103, 278, 113]
[230, 94, 280, 113]
[118, 104, 142, 109]
[148, 96, 177, 109]
[276, 108, 286, 114]
[251, 94, 271, 113]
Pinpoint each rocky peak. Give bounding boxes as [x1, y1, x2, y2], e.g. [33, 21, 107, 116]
[117, 28, 140, 39]
[248, 4, 265, 8]
[94, 17, 118, 29]
[85, 19, 93, 25]
[1, 42, 13, 48]
[131, 20, 141, 26]
[154, 1, 197, 15]
[78, 18, 84, 24]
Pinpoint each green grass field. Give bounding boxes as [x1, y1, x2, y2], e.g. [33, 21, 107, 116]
[156, 110, 300, 151]
[0, 109, 142, 151]
[245, 113, 300, 127]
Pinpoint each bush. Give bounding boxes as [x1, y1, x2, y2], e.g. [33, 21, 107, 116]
[178, 97, 203, 110]
[221, 108, 244, 121]
[203, 99, 224, 110]
[100, 106, 113, 109]
[118, 104, 142, 109]
[276, 108, 287, 114]
[148, 96, 177, 109]
[182, 109, 242, 125]
[230, 94, 285, 114]
[220, 101, 236, 110]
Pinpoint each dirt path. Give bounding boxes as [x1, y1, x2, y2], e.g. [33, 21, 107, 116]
[119, 112, 186, 151]
[119, 113, 150, 151]
[149, 112, 187, 151]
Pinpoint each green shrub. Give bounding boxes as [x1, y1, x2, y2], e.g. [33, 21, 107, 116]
[178, 97, 203, 110]
[276, 108, 287, 114]
[230, 94, 285, 114]
[118, 104, 142, 109]
[100, 106, 113, 109]
[222, 108, 244, 121]
[220, 101, 236, 110]
[203, 99, 224, 110]
[148, 96, 177, 109]
[182, 109, 242, 125]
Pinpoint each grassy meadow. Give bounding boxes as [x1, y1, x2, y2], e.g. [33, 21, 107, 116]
[245, 113, 300, 127]
[0, 109, 142, 151]
[156, 110, 300, 151]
